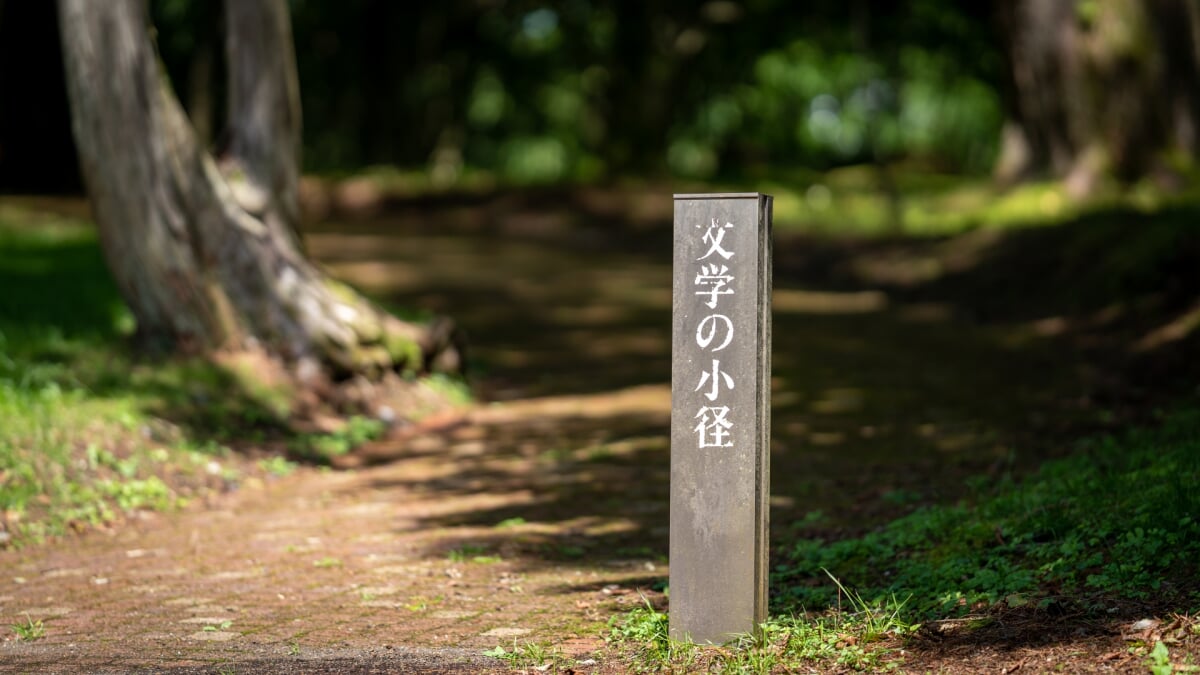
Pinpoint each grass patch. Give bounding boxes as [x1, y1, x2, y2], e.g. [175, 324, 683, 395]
[612, 407, 1200, 671]
[0, 203, 430, 546]
[9, 614, 46, 641]
[608, 592, 916, 673]
[775, 407, 1200, 618]
[712, 164, 1200, 237]
[288, 415, 386, 462]
[482, 641, 565, 670]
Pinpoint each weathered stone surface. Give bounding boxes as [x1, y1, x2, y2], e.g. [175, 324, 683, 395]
[670, 193, 772, 644]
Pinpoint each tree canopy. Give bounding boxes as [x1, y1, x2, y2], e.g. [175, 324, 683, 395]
[1, 1, 1197, 190]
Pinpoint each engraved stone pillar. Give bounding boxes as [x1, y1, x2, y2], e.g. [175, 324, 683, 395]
[670, 193, 772, 644]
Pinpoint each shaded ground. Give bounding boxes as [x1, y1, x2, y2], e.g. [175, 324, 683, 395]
[3, 188, 1198, 672]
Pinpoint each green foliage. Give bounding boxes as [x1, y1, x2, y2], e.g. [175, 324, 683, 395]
[99, 476, 174, 512]
[611, 405, 1200, 671]
[258, 456, 298, 477]
[609, 589, 917, 672]
[1147, 640, 1173, 675]
[0, 203, 470, 545]
[774, 408, 1200, 618]
[482, 641, 564, 670]
[149, 0, 1006, 179]
[672, 41, 1001, 178]
[608, 597, 675, 667]
[288, 416, 385, 462]
[10, 614, 45, 641]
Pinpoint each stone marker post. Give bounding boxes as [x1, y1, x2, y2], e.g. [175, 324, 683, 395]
[670, 193, 772, 644]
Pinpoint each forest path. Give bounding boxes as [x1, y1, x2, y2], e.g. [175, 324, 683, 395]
[1, 192, 1128, 673]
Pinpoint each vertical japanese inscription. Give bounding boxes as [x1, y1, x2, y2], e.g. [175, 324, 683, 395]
[671, 193, 772, 645]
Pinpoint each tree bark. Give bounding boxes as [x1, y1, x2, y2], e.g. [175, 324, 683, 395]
[993, 0, 1200, 195]
[58, 0, 460, 382]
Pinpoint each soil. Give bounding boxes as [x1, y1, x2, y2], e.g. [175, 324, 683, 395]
[3, 187, 1198, 673]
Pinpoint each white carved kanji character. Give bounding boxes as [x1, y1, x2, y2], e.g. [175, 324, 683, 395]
[694, 264, 735, 309]
[696, 218, 734, 261]
[696, 314, 734, 352]
[694, 405, 733, 448]
[695, 358, 735, 402]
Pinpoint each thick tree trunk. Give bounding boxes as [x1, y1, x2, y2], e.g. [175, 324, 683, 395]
[222, 0, 302, 237]
[58, 0, 460, 382]
[993, 0, 1200, 195]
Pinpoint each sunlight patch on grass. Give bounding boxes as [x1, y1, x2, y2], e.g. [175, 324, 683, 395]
[729, 168, 1200, 237]
[774, 408, 1200, 618]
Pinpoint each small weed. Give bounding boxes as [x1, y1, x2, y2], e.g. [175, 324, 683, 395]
[1146, 641, 1172, 675]
[100, 476, 175, 511]
[482, 641, 562, 670]
[608, 595, 683, 669]
[609, 576, 918, 672]
[288, 641, 301, 656]
[313, 557, 342, 569]
[203, 620, 234, 632]
[289, 415, 385, 462]
[10, 613, 45, 641]
[824, 570, 917, 640]
[482, 645, 508, 659]
[258, 456, 297, 477]
[495, 517, 526, 529]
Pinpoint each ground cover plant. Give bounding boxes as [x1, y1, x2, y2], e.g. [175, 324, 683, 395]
[611, 407, 1200, 672]
[7, 177, 1200, 672]
[777, 409, 1200, 616]
[600, 177, 1200, 672]
[0, 203, 456, 547]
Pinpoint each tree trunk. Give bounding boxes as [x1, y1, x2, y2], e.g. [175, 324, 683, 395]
[993, 0, 1200, 195]
[57, 0, 460, 383]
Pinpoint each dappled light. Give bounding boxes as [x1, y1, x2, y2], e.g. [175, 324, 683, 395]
[4, 0, 1200, 670]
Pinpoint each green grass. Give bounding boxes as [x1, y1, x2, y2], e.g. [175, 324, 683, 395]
[774, 407, 1200, 618]
[288, 415, 386, 461]
[9, 614, 46, 641]
[715, 164, 1200, 237]
[0, 203, 428, 546]
[610, 407, 1200, 671]
[608, 592, 917, 673]
[0, 205, 198, 543]
[482, 641, 565, 670]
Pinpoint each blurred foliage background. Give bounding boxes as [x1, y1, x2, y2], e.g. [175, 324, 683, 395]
[2, 0, 1197, 194]
[0, 0, 1008, 189]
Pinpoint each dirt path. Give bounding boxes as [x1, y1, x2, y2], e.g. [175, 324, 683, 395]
[0, 193, 1141, 672]
[0, 396, 669, 673]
